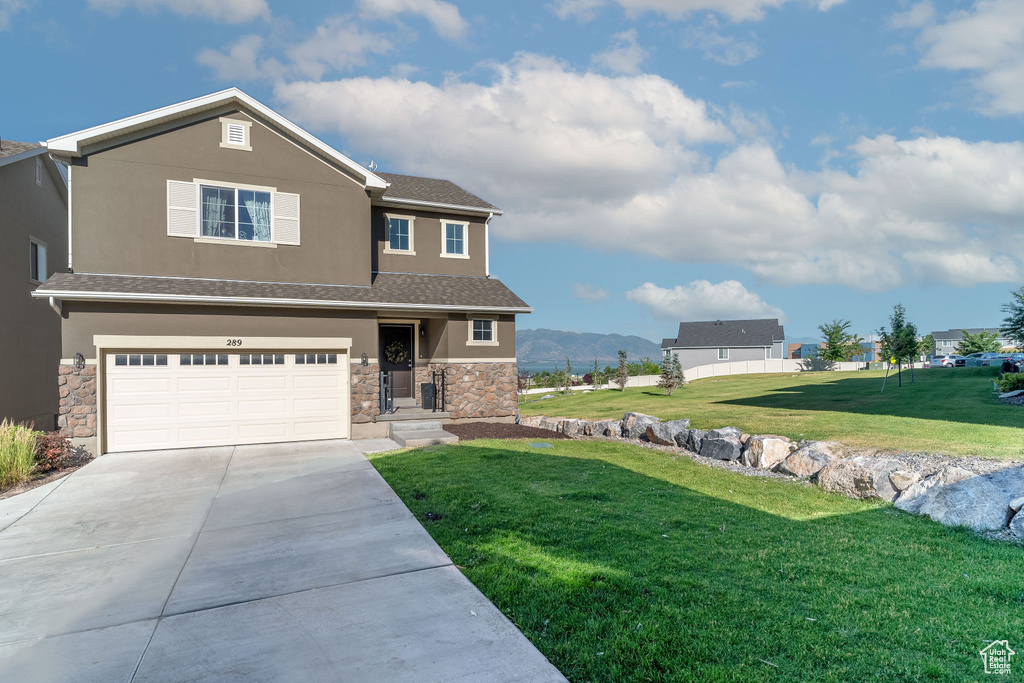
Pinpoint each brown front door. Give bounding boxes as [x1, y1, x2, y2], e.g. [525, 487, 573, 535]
[380, 325, 414, 399]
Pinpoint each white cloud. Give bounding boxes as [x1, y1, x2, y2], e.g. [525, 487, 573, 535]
[896, 0, 1024, 115]
[0, 0, 29, 31]
[592, 29, 649, 75]
[197, 35, 284, 82]
[88, 0, 268, 23]
[358, 0, 468, 41]
[682, 19, 759, 65]
[626, 281, 786, 321]
[550, 0, 845, 23]
[721, 80, 755, 89]
[572, 283, 611, 302]
[272, 55, 1024, 290]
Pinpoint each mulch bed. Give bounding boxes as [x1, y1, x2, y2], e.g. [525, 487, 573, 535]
[0, 451, 95, 502]
[442, 422, 572, 442]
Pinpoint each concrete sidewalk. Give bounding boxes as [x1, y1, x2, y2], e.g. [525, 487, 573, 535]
[0, 441, 566, 682]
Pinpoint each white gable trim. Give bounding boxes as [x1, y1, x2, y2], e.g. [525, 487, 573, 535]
[44, 87, 388, 191]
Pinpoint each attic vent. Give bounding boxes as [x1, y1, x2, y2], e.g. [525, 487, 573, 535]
[219, 117, 252, 151]
[227, 123, 246, 146]
[35, 157, 42, 186]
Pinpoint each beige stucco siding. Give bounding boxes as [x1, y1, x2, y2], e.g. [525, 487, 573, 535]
[61, 303, 378, 359]
[442, 315, 516, 360]
[0, 157, 67, 427]
[70, 109, 372, 286]
[373, 208, 487, 277]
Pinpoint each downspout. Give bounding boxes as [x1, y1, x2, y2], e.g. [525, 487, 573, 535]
[484, 212, 493, 278]
[49, 297, 62, 316]
[66, 163, 72, 272]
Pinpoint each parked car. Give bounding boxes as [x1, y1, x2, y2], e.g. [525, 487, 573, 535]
[939, 355, 966, 367]
[964, 352, 1004, 367]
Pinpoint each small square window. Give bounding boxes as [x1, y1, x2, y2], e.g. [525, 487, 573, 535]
[115, 355, 128, 366]
[718, 348, 729, 360]
[295, 354, 305, 364]
[472, 319, 494, 342]
[274, 354, 285, 365]
[155, 355, 167, 366]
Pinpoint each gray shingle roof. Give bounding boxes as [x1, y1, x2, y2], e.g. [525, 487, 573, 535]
[0, 140, 40, 161]
[37, 272, 530, 312]
[378, 173, 500, 212]
[662, 319, 785, 348]
[931, 327, 1005, 341]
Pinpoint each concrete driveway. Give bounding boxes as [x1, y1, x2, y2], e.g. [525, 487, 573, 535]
[0, 441, 566, 682]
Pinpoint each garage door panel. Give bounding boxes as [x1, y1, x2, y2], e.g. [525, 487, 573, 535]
[106, 351, 349, 452]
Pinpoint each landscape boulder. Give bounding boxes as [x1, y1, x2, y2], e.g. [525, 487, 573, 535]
[888, 470, 922, 492]
[682, 429, 707, 453]
[584, 419, 622, 437]
[556, 419, 584, 437]
[894, 464, 1024, 532]
[1010, 510, 1024, 538]
[519, 416, 543, 428]
[699, 427, 744, 461]
[817, 455, 903, 501]
[776, 441, 844, 479]
[741, 435, 793, 469]
[646, 419, 692, 447]
[622, 412, 661, 440]
[539, 417, 563, 433]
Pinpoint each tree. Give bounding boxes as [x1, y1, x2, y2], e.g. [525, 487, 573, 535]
[672, 354, 685, 389]
[956, 329, 1000, 355]
[590, 360, 604, 389]
[878, 303, 918, 387]
[1002, 286, 1024, 350]
[818, 319, 853, 363]
[615, 349, 629, 391]
[918, 333, 935, 359]
[658, 352, 681, 396]
[846, 333, 867, 362]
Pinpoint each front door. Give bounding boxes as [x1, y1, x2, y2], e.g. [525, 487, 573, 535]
[380, 325, 414, 399]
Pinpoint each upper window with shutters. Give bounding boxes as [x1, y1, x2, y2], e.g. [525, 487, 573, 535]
[167, 179, 300, 247]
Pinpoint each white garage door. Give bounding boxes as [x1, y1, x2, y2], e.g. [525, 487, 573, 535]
[105, 351, 349, 452]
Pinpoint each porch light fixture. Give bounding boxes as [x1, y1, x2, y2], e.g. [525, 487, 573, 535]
[73, 353, 85, 370]
[361, 353, 368, 366]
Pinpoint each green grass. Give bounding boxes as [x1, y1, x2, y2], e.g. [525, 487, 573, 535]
[0, 420, 37, 489]
[521, 367, 1024, 459]
[371, 439, 1024, 682]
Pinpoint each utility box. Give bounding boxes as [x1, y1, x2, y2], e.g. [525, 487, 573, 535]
[420, 383, 436, 410]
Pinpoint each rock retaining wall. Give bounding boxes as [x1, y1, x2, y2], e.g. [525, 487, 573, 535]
[521, 413, 1024, 540]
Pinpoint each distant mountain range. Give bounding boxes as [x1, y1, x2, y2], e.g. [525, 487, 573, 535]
[516, 328, 662, 363]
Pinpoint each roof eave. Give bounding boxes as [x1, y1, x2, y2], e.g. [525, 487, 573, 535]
[375, 197, 502, 217]
[33, 289, 532, 314]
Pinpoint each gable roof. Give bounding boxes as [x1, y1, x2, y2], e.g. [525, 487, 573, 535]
[43, 88, 388, 191]
[662, 319, 785, 349]
[0, 140, 44, 164]
[932, 327, 1005, 341]
[377, 173, 501, 215]
[33, 271, 531, 313]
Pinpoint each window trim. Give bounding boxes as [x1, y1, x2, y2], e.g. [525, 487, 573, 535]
[440, 220, 470, 259]
[384, 213, 416, 255]
[194, 178, 276, 245]
[718, 347, 729, 360]
[219, 117, 252, 151]
[467, 317, 498, 346]
[29, 236, 47, 284]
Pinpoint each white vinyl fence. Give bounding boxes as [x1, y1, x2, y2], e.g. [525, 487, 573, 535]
[519, 360, 869, 395]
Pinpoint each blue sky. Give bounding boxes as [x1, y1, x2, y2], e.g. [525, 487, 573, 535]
[4, 0, 1024, 343]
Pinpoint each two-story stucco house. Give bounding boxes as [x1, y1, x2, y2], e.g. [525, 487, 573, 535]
[1, 141, 68, 428]
[33, 89, 530, 455]
[931, 328, 1013, 356]
[661, 319, 786, 371]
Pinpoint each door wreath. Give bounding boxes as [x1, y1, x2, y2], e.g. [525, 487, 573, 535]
[384, 340, 409, 365]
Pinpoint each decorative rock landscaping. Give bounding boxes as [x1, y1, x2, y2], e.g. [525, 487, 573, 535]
[520, 412, 1024, 541]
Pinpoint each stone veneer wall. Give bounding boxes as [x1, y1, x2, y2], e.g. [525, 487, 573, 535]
[352, 361, 518, 420]
[58, 364, 97, 438]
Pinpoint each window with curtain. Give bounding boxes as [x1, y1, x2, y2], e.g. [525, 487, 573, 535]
[201, 185, 271, 242]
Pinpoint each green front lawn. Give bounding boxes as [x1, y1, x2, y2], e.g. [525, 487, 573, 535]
[371, 439, 1023, 682]
[521, 367, 1024, 459]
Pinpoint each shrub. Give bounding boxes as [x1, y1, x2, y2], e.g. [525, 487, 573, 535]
[997, 373, 1024, 393]
[34, 431, 74, 473]
[0, 419, 37, 489]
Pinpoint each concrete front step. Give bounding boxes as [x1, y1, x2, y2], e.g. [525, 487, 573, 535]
[392, 429, 459, 448]
[376, 408, 451, 423]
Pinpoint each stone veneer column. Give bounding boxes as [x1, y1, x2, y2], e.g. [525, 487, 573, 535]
[432, 362, 518, 419]
[57, 364, 97, 438]
[350, 362, 381, 423]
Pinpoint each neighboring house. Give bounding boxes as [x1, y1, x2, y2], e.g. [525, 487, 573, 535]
[661, 319, 785, 371]
[787, 342, 802, 359]
[0, 141, 68, 429]
[931, 328, 1013, 355]
[33, 88, 530, 455]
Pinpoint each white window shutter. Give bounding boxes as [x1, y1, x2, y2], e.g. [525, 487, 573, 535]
[273, 192, 300, 245]
[167, 180, 198, 237]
